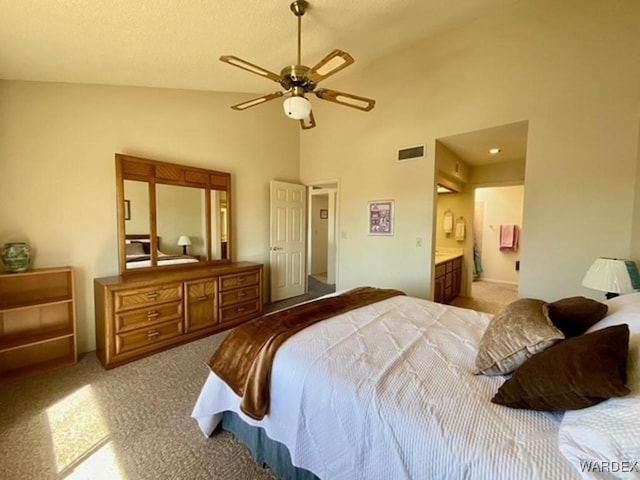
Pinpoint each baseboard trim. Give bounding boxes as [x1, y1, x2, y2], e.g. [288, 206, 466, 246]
[476, 278, 519, 286]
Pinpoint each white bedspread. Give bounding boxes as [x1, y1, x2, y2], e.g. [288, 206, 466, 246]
[192, 295, 579, 479]
[126, 251, 199, 269]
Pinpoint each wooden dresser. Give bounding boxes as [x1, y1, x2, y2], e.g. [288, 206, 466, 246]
[94, 262, 262, 369]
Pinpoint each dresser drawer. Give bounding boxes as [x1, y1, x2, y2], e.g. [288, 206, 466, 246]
[115, 301, 183, 333]
[219, 270, 260, 291]
[114, 283, 182, 312]
[219, 299, 261, 324]
[115, 319, 183, 355]
[219, 285, 259, 307]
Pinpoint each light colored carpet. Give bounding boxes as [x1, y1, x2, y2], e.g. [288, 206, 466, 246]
[0, 278, 336, 480]
[0, 331, 278, 480]
[0, 279, 501, 480]
[449, 280, 518, 314]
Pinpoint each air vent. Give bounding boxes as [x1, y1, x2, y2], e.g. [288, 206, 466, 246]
[397, 145, 425, 161]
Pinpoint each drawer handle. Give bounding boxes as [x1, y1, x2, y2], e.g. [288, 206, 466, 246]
[237, 306, 246, 313]
[237, 292, 246, 298]
[146, 292, 159, 300]
[147, 330, 160, 340]
[237, 277, 246, 283]
[198, 295, 208, 301]
[147, 311, 159, 319]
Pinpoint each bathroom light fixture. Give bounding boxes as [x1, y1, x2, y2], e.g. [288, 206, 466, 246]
[177, 235, 192, 255]
[582, 257, 640, 299]
[489, 148, 502, 155]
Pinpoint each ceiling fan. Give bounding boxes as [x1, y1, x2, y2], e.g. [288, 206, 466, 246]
[220, 0, 376, 130]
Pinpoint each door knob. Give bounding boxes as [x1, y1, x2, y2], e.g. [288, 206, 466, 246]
[270, 246, 283, 251]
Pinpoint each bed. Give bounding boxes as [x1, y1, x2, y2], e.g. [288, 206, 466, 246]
[192, 288, 640, 480]
[125, 234, 199, 269]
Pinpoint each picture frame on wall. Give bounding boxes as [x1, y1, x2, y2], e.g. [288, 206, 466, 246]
[368, 200, 394, 236]
[320, 209, 328, 219]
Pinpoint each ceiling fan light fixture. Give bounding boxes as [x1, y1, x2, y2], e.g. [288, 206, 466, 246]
[283, 96, 312, 120]
[221, 1, 375, 129]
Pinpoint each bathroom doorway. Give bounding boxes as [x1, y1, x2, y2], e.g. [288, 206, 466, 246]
[435, 121, 528, 313]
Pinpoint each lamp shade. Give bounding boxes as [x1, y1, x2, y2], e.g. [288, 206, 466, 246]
[582, 257, 640, 295]
[283, 96, 312, 120]
[177, 235, 192, 247]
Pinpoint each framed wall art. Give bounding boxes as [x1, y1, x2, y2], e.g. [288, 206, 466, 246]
[368, 200, 394, 236]
[320, 209, 328, 219]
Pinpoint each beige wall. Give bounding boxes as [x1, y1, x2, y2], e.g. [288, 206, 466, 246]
[2, 0, 640, 354]
[0, 80, 299, 352]
[300, 0, 640, 301]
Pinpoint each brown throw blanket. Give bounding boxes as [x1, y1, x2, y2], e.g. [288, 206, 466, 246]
[208, 286, 405, 420]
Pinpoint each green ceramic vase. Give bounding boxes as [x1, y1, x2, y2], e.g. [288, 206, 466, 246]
[1, 242, 31, 273]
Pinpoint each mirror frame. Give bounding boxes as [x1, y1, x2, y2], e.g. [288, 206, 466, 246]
[115, 153, 232, 275]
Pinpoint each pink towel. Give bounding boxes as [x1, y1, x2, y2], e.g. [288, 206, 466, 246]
[499, 225, 519, 252]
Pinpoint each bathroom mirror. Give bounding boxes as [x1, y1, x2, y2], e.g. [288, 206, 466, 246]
[115, 153, 231, 274]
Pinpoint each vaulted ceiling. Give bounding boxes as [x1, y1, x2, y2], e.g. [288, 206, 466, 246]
[0, 0, 519, 94]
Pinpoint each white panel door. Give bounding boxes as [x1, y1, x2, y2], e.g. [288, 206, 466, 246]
[270, 181, 307, 302]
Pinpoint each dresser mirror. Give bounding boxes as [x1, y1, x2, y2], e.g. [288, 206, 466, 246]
[115, 153, 231, 274]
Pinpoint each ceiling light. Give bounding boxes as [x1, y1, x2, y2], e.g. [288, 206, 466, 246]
[489, 148, 502, 155]
[283, 96, 312, 120]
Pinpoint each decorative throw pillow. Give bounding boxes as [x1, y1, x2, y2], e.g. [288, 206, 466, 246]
[492, 325, 630, 411]
[546, 296, 608, 337]
[558, 334, 640, 478]
[475, 298, 564, 376]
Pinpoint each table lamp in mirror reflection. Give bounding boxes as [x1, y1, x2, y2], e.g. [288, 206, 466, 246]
[177, 235, 192, 255]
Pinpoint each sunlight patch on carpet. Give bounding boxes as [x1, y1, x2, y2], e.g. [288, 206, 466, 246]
[46, 385, 126, 479]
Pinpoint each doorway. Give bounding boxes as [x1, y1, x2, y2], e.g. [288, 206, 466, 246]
[307, 183, 338, 293]
[434, 121, 528, 313]
[453, 185, 523, 313]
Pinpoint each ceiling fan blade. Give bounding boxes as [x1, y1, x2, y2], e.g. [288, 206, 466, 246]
[220, 55, 282, 83]
[300, 111, 316, 130]
[315, 88, 376, 111]
[306, 49, 354, 84]
[231, 92, 284, 111]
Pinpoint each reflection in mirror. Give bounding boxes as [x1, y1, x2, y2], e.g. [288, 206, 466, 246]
[211, 191, 228, 260]
[116, 153, 232, 274]
[124, 180, 150, 236]
[157, 184, 206, 261]
[123, 180, 152, 267]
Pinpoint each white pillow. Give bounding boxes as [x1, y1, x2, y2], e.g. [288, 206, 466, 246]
[558, 335, 640, 479]
[585, 293, 640, 336]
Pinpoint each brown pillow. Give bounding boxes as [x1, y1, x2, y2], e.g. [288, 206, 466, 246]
[491, 324, 630, 411]
[475, 298, 564, 376]
[546, 296, 608, 337]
